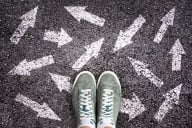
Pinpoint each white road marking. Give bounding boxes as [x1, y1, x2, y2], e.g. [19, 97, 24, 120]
[9, 55, 54, 76]
[10, 6, 38, 44]
[72, 38, 104, 71]
[169, 39, 185, 71]
[121, 93, 146, 120]
[43, 28, 72, 48]
[154, 84, 182, 122]
[15, 93, 61, 121]
[49, 73, 71, 93]
[128, 57, 164, 88]
[154, 7, 175, 44]
[64, 6, 105, 27]
[114, 15, 146, 52]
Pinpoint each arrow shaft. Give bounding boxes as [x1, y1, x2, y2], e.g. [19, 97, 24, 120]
[44, 31, 59, 43]
[154, 23, 169, 44]
[72, 52, 92, 71]
[28, 55, 54, 71]
[15, 93, 43, 112]
[81, 11, 105, 27]
[141, 69, 163, 88]
[10, 22, 30, 44]
[124, 15, 146, 39]
[172, 54, 182, 71]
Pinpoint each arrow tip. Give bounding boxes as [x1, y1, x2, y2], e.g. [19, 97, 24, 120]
[169, 39, 185, 54]
[8, 59, 30, 76]
[161, 7, 176, 25]
[37, 103, 61, 121]
[58, 28, 73, 47]
[20, 6, 39, 27]
[64, 6, 87, 22]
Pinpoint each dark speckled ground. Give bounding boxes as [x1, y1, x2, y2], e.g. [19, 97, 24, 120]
[0, 0, 192, 128]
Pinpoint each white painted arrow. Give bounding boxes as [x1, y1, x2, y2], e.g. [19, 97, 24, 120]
[121, 93, 146, 120]
[72, 38, 104, 71]
[10, 6, 38, 44]
[128, 57, 164, 88]
[49, 73, 71, 93]
[43, 28, 72, 47]
[15, 93, 61, 121]
[114, 15, 146, 52]
[154, 84, 182, 122]
[154, 7, 175, 44]
[64, 6, 105, 27]
[8, 55, 54, 76]
[169, 39, 185, 71]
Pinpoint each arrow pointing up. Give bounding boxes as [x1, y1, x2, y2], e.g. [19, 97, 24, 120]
[10, 6, 38, 44]
[114, 15, 146, 52]
[64, 6, 105, 27]
[43, 28, 72, 47]
[169, 39, 185, 71]
[120, 93, 146, 120]
[154, 84, 182, 122]
[72, 38, 104, 71]
[8, 55, 54, 76]
[154, 7, 175, 44]
[128, 57, 164, 88]
[49, 73, 71, 93]
[15, 93, 61, 121]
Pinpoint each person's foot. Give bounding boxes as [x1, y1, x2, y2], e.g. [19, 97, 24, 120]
[97, 71, 122, 128]
[72, 71, 96, 128]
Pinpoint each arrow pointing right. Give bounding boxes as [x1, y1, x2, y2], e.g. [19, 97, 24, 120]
[169, 39, 185, 71]
[43, 28, 72, 47]
[121, 93, 146, 120]
[15, 93, 61, 121]
[154, 7, 175, 44]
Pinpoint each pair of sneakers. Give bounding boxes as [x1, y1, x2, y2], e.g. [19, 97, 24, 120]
[72, 71, 122, 128]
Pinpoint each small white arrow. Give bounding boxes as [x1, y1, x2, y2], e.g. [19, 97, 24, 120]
[49, 73, 71, 93]
[114, 15, 146, 52]
[72, 38, 104, 71]
[15, 93, 61, 121]
[154, 7, 175, 44]
[10, 6, 38, 44]
[169, 39, 185, 71]
[154, 84, 182, 122]
[43, 28, 72, 47]
[64, 6, 105, 27]
[128, 57, 164, 88]
[9, 55, 54, 76]
[120, 93, 146, 120]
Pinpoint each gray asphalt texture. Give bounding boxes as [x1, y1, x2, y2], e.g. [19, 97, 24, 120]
[1, 0, 192, 128]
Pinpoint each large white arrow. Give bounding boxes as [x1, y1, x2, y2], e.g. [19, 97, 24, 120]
[169, 39, 185, 71]
[64, 6, 105, 27]
[154, 7, 175, 44]
[43, 28, 72, 47]
[128, 57, 164, 88]
[114, 15, 146, 52]
[49, 73, 71, 93]
[72, 38, 104, 71]
[10, 6, 38, 44]
[15, 93, 61, 121]
[120, 93, 146, 120]
[9, 55, 54, 76]
[154, 84, 182, 122]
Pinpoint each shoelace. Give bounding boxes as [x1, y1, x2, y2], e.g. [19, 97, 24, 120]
[100, 89, 114, 120]
[79, 89, 93, 120]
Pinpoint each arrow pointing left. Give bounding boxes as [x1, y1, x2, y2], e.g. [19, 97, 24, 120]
[154, 84, 182, 122]
[8, 55, 55, 76]
[43, 28, 72, 47]
[121, 93, 146, 120]
[72, 38, 104, 71]
[10, 6, 38, 44]
[15, 93, 61, 121]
